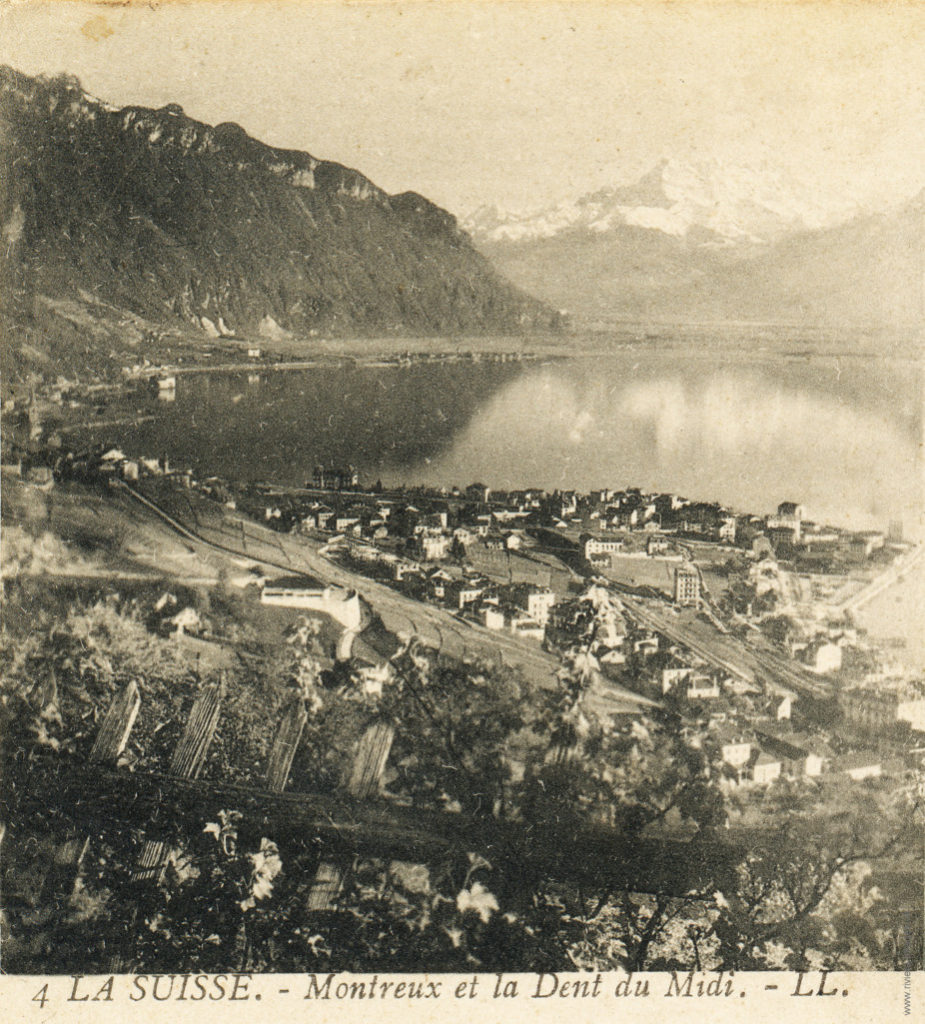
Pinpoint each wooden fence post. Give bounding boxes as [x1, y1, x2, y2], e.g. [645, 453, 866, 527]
[41, 680, 141, 905]
[89, 680, 142, 765]
[306, 718, 395, 911]
[235, 698, 310, 970]
[265, 700, 308, 793]
[345, 720, 395, 800]
[133, 683, 222, 883]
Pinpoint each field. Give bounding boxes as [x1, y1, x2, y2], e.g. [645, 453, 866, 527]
[601, 555, 678, 595]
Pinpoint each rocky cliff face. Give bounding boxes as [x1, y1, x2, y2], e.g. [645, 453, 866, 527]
[0, 67, 554, 351]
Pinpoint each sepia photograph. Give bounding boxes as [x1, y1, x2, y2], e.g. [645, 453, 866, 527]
[0, 0, 923, 981]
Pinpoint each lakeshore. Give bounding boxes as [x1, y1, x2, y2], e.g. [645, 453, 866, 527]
[853, 558, 925, 672]
[13, 339, 917, 540]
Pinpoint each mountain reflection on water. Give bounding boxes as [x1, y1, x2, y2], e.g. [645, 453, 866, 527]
[120, 347, 921, 535]
[121, 360, 525, 487]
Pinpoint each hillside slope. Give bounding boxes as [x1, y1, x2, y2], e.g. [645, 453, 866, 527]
[0, 68, 554, 358]
[685, 194, 925, 326]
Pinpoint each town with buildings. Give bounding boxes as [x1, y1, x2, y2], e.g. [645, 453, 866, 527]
[4, 5, 925, 979]
[5, 398, 923, 807]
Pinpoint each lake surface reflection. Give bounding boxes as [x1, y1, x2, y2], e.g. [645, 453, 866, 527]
[117, 346, 921, 535]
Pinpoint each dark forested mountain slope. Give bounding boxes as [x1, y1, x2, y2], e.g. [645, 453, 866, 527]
[0, 67, 554, 352]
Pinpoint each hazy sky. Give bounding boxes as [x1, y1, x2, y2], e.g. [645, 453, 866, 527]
[3, 1, 924, 217]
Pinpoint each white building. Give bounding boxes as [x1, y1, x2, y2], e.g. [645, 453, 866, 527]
[453, 584, 484, 611]
[647, 536, 669, 557]
[479, 605, 505, 631]
[898, 695, 925, 733]
[719, 736, 753, 769]
[634, 635, 660, 657]
[718, 516, 737, 544]
[583, 535, 624, 561]
[687, 675, 721, 700]
[261, 579, 362, 630]
[673, 566, 701, 606]
[170, 607, 202, 637]
[803, 640, 843, 675]
[768, 502, 804, 542]
[662, 667, 692, 694]
[508, 615, 545, 640]
[517, 587, 557, 626]
[751, 751, 782, 785]
[416, 533, 450, 561]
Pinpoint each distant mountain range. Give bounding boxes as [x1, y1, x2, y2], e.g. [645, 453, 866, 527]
[0, 66, 555, 375]
[465, 160, 924, 327]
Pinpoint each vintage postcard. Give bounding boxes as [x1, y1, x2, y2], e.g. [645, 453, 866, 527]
[0, 0, 922, 1019]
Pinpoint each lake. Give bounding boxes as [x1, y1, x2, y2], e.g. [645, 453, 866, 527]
[854, 561, 925, 673]
[102, 342, 922, 536]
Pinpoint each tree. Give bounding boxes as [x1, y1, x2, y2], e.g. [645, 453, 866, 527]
[703, 778, 924, 970]
[5, 581, 921, 973]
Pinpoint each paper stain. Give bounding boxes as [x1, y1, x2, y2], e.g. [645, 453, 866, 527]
[81, 15, 114, 43]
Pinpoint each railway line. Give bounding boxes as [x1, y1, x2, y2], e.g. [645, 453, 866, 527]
[619, 593, 834, 703]
[116, 479, 837, 707]
[118, 481, 565, 689]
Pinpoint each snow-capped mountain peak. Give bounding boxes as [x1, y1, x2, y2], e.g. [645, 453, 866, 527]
[464, 159, 865, 246]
